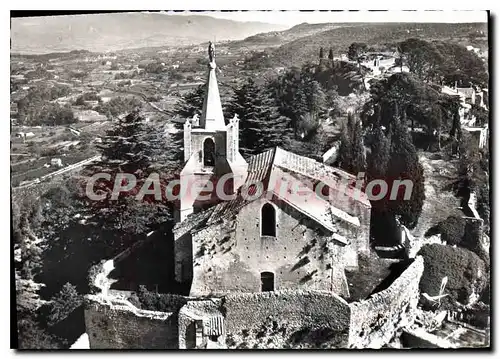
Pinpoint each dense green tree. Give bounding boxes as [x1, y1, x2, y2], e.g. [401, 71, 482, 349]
[243, 51, 273, 70]
[312, 60, 367, 96]
[362, 72, 458, 143]
[437, 216, 466, 246]
[433, 41, 488, 88]
[75, 92, 101, 106]
[17, 315, 62, 349]
[96, 96, 142, 120]
[470, 104, 489, 127]
[268, 66, 327, 134]
[365, 123, 393, 243]
[347, 42, 368, 64]
[399, 38, 443, 82]
[227, 77, 292, 157]
[398, 39, 487, 88]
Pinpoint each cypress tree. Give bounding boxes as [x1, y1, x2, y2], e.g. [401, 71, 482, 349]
[386, 115, 426, 228]
[367, 126, 391, 181]
[350, 119, 366, 175]
[338, 112, 366, 175]
[367, 125, 391, 218]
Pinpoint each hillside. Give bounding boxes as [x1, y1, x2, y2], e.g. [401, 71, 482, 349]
[11, 12, 288, 54]
[227, 22, 352, 50]
[269, 22, 488, 67]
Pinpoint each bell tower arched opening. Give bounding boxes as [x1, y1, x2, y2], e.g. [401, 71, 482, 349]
[203, 138, 215, 167]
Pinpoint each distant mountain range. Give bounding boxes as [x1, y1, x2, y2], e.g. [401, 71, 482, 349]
[10, 12, 289, 54]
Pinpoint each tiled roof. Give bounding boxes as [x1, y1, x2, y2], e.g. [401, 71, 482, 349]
[208, 148, 275, 223]
[207, 147, 366, 234]
[174, 207, 214, 239]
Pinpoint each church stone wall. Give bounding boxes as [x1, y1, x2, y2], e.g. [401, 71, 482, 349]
[222, 290, 350, 348]
[189, 197, 352, 297]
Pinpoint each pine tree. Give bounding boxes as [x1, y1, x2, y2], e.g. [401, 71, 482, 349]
[386, 116, 426, 228]
[173, 84, 207, 119]
[47, 283, 82, 326]
[269, 68, 327, 136]
[228, 78, 292, 157]
[80, 109, 172, 241]
[90, 109, 151, 175]
[168, 84, 209, 168]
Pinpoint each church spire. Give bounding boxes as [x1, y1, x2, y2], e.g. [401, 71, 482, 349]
[199, 41, 225, 130]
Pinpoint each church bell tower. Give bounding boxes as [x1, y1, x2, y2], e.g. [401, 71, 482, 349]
[178, 41, 248, 222]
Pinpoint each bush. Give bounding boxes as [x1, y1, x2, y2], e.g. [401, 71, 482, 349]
[17, 317, 63, 349]
[418, 244, 488, 308]
[96, 96, 142, 119]
[438, 216, 466, 245]
[135, 285, 186, 312]
[40, 148, 60, 157]
[75, 92, 101, 106]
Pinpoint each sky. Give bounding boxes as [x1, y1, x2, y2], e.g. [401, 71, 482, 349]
[161, 10, 488, 27]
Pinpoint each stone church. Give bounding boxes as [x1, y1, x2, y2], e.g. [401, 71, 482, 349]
[174, 43, 371, 299]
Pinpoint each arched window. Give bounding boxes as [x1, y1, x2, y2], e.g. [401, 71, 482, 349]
[261, 203, 276, 237]
[203, 138, 215, 166]
[261, 272, 274, 292]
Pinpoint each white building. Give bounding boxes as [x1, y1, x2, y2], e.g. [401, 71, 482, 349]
[51, 158, 63, 167]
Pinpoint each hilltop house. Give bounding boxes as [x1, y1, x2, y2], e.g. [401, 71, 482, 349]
[173, 47, 371, 298]
[441, 84, 488, 127]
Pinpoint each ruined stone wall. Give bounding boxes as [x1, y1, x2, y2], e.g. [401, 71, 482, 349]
[190, 196, 352, 297]
[84, 296, 179, 349]
[348, 256, 424, 349]
[222, 290, 350, 349]
[178, 299, 225, 349]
